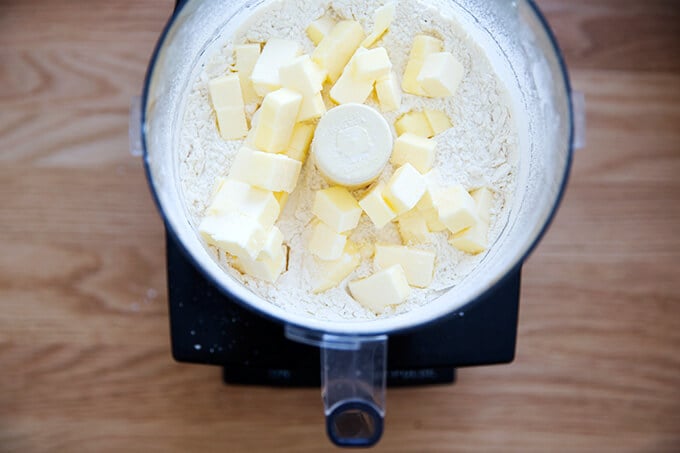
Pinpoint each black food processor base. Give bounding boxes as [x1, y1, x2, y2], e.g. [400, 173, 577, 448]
[166, 232, 520, 387]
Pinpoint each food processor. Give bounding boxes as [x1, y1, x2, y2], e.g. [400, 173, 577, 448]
[133, 0, 581, 447]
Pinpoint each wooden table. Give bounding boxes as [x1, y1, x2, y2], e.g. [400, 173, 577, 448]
[1, 1, 678, 451]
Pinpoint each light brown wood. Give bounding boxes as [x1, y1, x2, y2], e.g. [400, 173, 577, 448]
[1, 0, 679, 451]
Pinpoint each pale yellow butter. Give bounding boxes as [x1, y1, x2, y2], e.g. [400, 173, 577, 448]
[280, 54, 325, 96]
[402, 35, 443, 96]
[312, 20, 365, 83]
[361, 2, 396, 48]
[358, 182, 396, 228]
[208, 74, 248, 139]
[309, 221, 347, 261]
[374, 244, 436, 288]
[348, 265, 410, 312]
[330, 48, 375, 105]
[250, 38, 301, 96]
[375, 72, 402, 112]
[435, 185, 479, 234]
[383, 163, 427, 214]
[353, 47, 392, 81]
[417, 52, 465, 98]
[312, 186, 362, 233]
[199, 213, 267, 260]
[391, 133, 436, 173]
[306, 16, 336, 46]
[253, 88, 303, 153]
[313, 242, 361, 293]
[274, 191, 290, 211]
[395, 111, 433, 137]
[233, 244, 287, 283]
[424, 109, 452, 135]
[229, 147, 302, 193]
[471, 187, 494, 224]
[284, 123, 315, 163]
[449, 222, 488, 254]
[234, 44, 262, 104]
[257, 226, 284, 261]
[297, 91, 326, 122]
[397, 210, 430, 243]
[206, 178, 280, 228]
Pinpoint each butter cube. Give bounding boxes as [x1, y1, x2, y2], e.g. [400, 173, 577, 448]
[274, 191, 290, 211]
[391, 133, 436, 173]
[297, 91, 327, 122]
[312, 187, 362, 233]
[435, 185, 479, 233]
[358, 182, 396, 228]
[233, 244, 287, 283]
[402, 35, 443, 95]
[229, 147, 302, 193]
[207, 179, 280, 228]
[353, 47, 392, 81]
[312, 20, 365, 83]
[471, 187, 494, 224]
[397, 210, 430, 243]
[416, 188, 447, 232]
[330, 48, 374, 105]
[449, 222, 488, 254]
[251, 38, 301, 96]
[375, 72, 402, 112]
[395, 111, 433, 137]
[234, 44, 262, 104]
[280, 55, 325, 96]
[199, 213, 267, 260]
[424, 109, 452, 135]
[361, 2, 396, 48]
[375, 244, 435, 288]
[284, 123, 315, 162]
[417, 52, 465, 98]
[383, 163, 426, 214]
[307, 16, 335, 46]
[258, 226, 284, 261]
[309, 221, 347, 261]
[313, 242, 361, 293]
[348, 265, 410, 312]
[209, 75, 247, 139]
[253, 88, 302, 153]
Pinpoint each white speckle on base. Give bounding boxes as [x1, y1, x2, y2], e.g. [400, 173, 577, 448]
[194, 344, 202, 351]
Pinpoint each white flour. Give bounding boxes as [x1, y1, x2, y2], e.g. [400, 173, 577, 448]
[178, 0, 518, 321]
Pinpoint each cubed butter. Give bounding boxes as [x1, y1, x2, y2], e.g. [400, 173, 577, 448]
[397, 210, 430, 243]
[402, 34, 443, 95]
[309, 221, 347, 261]
[229, 147, 302, 193]
[361, 2, 396, 48]
[417, 52, 464, 98]
[306, 16, 335, 46]
[395, 111, 434, 137]
[233, 244, 287, 283]
[280, 54, 325, 96]
[353, 47, 392, 81]
[312, 20, 365, 83]
[274, 191, 290, 211]
[449, 222, 488, 254]
[358, 182, 396, 228]
[258, 226, 284, 261]
[284, 123, 315, 162]
[199, 213, 267, 260]
[234, 44, 262, 104]
[207, 179, 280, 228]
[383, 163, 427, 214]
[330, 48, 375, 105]
[415, 179, 447, 231]
[391, 133, 436, 173]
[374, 244, 435, 288]
[312, 186, 362, 233]
[297, 91, 326, 122]
[208, 74, 247, 139]
[250, 38, 301, 96]
[424, 109, 452, 135]
[313, 242, 361, 293]
[375, 72, 402, 112]
[253, 88, 302, 153]
[435, 185, 479, 233]
[471, 187, 494, 224]
[348, 265, 410, 312]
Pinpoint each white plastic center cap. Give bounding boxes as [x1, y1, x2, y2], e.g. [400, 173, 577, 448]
[312, 103, 393, 188]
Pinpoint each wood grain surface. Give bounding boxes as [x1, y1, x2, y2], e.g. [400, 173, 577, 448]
[1, 0, 679, 451]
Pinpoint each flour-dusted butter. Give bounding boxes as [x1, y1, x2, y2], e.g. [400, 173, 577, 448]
[361, 2, 396, 48]
[434, 184, 479, 234]
[383, 163, 427, 214]
[353, 47, 392, 81]
[306, 16, 335, 46]
[234, 44, 262, 104]
[417, 52, 464, 98]
[397, 210, 430, 243]
[449, 222, 488, 254]
[208, 74, 248, 139]
[229, 147, 302, 193]
[233, 244, 287, 283]
[313, 241, 361, 293]
[297, 92, 327, 122]
[394, 111, 434, 137]
[250, 38, 301, 96]
[330, 48, 375, 105]
[312, 20, 365, 83]
[424, 109, 452, 135]
[375, 71, 402, 112]
[199, 213, 267, 260]
[284, 123, 315, 163]
[309, 220, 347, 261]
[257, 225, 284, 261]
[312, 186, 362, 233]
[358, 182, 396, 228]
[374, 244, 436, 288]
[253, 88, 303, 153]
[391, 133, 436, 173]
[402, 34, 443, 96]
[207, 178, 280, 228]
[280, 54, 326, 96]
[349, 265, 410, 312]
[471, 187, 494, 224]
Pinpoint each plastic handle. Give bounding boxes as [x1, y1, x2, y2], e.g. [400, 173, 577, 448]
[572, 90, 586, 150]
[285, 326, 387, 448]
[129, 96, 142, 157]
